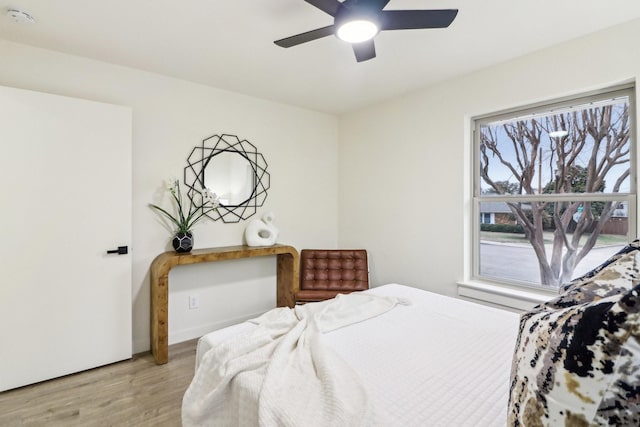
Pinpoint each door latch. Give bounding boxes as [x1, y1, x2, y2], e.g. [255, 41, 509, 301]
[106, 246, 128, 255]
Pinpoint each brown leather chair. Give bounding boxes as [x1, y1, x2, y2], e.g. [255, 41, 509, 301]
[295, 249, 369, 303]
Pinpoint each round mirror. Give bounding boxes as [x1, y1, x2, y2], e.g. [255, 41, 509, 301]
[184, 134, 269, 223]
[204, 151, 255, 206]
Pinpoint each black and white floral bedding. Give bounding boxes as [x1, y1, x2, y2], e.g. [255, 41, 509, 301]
[508, 241, 640, 426]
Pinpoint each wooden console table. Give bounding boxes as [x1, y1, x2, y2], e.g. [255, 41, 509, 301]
[150, 244, 299, 364]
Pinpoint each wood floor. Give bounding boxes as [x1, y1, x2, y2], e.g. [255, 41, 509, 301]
[0, 340, 197, 426]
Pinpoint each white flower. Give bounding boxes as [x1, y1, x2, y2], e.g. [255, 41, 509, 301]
[202, 188, 220, 208]
[165, 177, 179, 192]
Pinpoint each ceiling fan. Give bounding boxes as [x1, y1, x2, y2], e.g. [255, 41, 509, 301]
[274, 0, 458, 62]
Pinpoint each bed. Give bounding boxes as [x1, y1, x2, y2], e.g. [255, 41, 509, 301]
[182, 244, 640, 427]
[182, 284, 520, 426]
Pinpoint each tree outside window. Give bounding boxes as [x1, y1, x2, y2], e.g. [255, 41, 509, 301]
[474, 86, 635, 289]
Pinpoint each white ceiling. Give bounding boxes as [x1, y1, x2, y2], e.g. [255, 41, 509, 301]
[1, 0, 640, 114]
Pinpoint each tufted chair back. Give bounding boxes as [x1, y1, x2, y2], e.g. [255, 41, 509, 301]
[295, 249, 369, 303]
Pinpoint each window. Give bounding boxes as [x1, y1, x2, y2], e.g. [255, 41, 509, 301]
[472, 85, 636, 290]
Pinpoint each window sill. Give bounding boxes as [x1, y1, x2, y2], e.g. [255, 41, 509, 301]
[457, 281, 555, 311]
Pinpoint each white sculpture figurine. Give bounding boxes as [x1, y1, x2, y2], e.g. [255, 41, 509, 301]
[245, 212, 279, 246]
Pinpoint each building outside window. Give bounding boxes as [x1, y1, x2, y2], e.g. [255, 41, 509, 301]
[480, 212, 493, 224]
[472, 85, 636, 290]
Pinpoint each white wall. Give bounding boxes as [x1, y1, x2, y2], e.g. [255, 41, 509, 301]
[0, 40, 339, 352]
[3, 18, 639, 355]
[338, 19, 640, 298]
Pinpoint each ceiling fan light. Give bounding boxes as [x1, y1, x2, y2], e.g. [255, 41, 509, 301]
[336, 20, 378, 43]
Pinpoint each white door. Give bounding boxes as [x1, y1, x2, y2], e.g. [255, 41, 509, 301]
[0, 85, 132, 391]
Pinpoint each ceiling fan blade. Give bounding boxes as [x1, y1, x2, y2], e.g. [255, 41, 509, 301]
[274, 25, 335, 48]
[353, 40, 376, 62]
[380, 9, 458, 30]
[304, 0, 343, 16]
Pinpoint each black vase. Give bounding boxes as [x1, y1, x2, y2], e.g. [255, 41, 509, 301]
[172, 231, 193, 253]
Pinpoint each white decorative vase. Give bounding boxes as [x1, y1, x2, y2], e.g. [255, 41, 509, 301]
[245, 212, 279, 246]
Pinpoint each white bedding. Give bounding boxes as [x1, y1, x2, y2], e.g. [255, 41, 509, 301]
[186, 284, 520, 426]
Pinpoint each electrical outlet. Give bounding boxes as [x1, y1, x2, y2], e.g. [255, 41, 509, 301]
[188, 295, 199, 310]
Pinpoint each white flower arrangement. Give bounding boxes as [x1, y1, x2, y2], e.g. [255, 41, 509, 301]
[150, 178, 220, 233]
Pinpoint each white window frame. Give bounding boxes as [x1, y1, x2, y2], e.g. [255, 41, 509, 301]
[460, 84, 637, 309]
